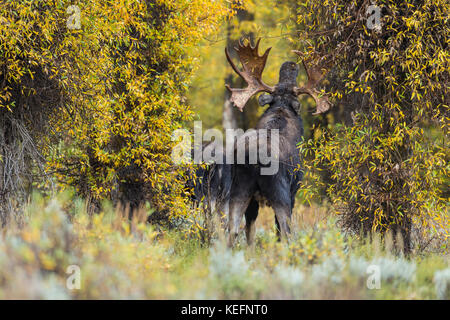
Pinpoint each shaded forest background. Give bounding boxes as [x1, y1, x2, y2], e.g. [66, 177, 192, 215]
[190, 0, 449, 250]
[0, 0, 448, 249]
[0, 0, 448, 300]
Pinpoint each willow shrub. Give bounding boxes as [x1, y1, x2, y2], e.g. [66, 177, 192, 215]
[0, 1, 228, 224]
[295, 0, 449, 250]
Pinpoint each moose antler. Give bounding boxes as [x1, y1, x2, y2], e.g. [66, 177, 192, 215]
[225, 38, 274, 111]
[292, 50, 331, 115]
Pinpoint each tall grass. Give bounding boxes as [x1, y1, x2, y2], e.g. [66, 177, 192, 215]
[0, 192, 448, 299]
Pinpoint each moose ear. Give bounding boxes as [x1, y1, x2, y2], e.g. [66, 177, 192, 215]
[258, 93, 273, 106]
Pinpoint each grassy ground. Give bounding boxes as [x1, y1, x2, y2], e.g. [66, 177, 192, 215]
[0, 192, 448, 299]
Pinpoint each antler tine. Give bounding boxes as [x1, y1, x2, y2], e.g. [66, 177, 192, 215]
[292, 50, 331, 115]
[225, 38, 274, 112]
[225, 44, 244, 81]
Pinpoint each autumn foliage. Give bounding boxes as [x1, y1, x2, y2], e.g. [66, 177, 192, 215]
[0, 0, 448, 300]
[0, 0, 447, 249]
[295, 0, 449, 249]
[0, 0, 228, 223]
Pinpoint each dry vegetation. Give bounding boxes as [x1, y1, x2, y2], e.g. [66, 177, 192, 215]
[0, 0, 448, 300]
[0, 192, 447, 299]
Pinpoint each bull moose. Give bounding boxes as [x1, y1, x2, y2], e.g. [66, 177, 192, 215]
[193, 39, 330, 247]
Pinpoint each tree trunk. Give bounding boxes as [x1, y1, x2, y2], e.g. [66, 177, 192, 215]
[223, 4, 257, 130]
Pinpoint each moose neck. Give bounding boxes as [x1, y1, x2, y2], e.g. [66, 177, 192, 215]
[266, 94, 300, 115]
[257, 94, 303, 138]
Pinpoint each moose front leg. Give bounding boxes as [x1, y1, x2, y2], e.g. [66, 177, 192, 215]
[273, 204, 292, 241]
[244, 198, 259, 246]
[260, 176, 293, 241]
[227, 196, 252, 247]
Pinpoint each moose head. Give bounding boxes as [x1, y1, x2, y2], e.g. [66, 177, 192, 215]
[225, 38, 331, 115]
